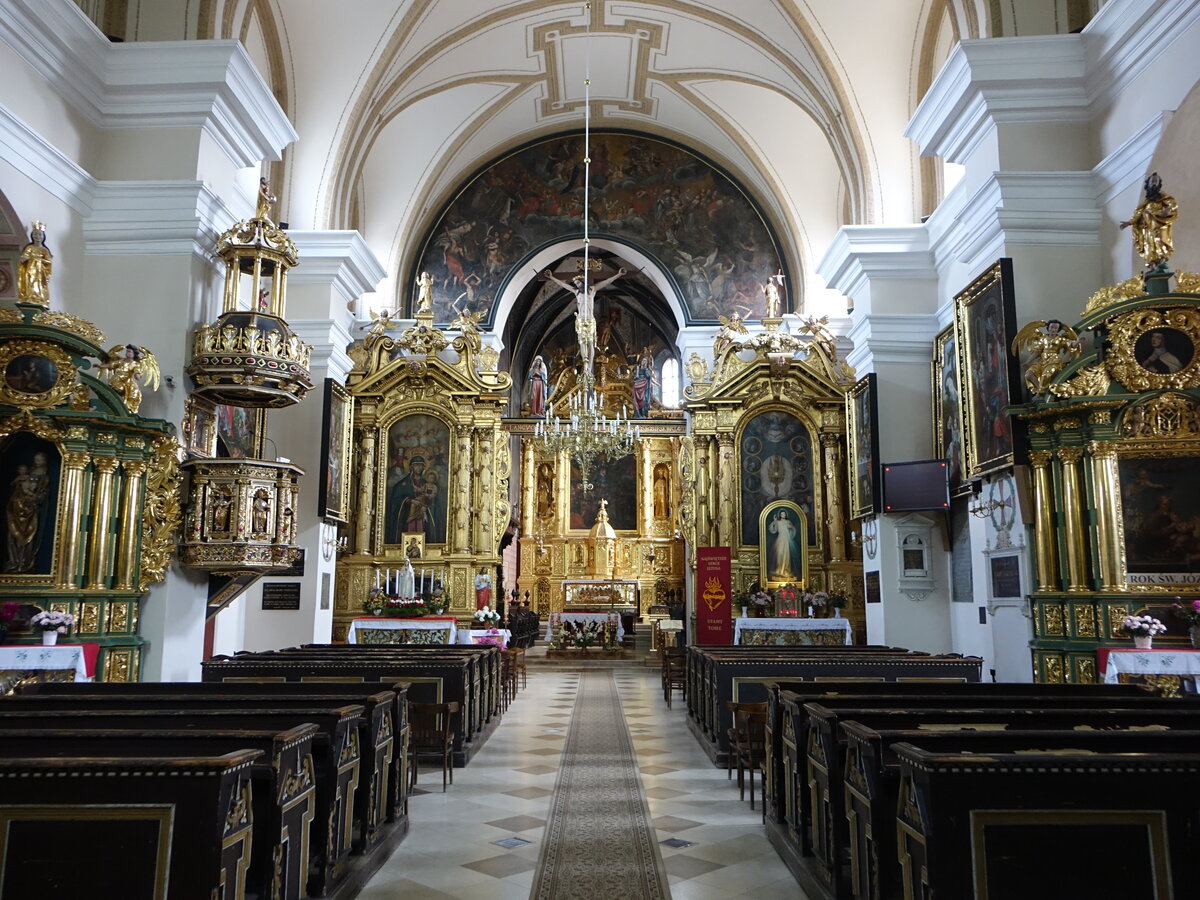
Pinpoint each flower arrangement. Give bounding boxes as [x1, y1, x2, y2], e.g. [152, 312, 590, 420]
[30, 610, 75, 633]
[474, 606, 501, 626]
[362, 587, 428, 618]
[1171, 598, 1200, 629]
[1121, 615, 1167, 638]
[474, 627, 506, 648]
[734, 586, 776, 615]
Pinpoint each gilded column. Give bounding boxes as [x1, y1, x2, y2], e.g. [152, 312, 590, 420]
[87, 457, 121, 589]
[1087, 441, 1124, 591]
[454, 425, 472, 552]
[1029, 450, 1059, 591]
[520, 437, 535, 533]
[1057, 446, 1089, 592]
[114, 458, 147, 590]
[821, 433, 847, 563]
[476, 427, 494, 553]
[57, 451, 91, 589]
[640, 438, 653, 533]
[355, 429, 376, 553]
[695, 435, 714, 546]
[716, 433, 736, 547]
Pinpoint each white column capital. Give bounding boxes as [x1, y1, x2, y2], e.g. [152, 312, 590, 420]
[288, 231, 387, 306]
[818, 226, 936, 313]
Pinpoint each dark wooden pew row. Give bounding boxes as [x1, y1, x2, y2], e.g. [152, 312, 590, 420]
[795, 702, 1200, 900]
[685, 647, 982, 765]
[0, 705, 364, 897]
[761, 680, 1155, 834]
[0, 751, 261, 900]
[203, 646, 500, 766]
[894, 745, 1200, 900]
[18, 681, 410, 830]
[0, 724, 318, 900]
[7, 686, 404, 853]
[843, 723, 1200, 900]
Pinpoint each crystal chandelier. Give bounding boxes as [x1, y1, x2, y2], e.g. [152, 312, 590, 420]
[534, 1, 637, 491]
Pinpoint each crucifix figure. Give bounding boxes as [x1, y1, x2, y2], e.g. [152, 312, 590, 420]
[543, 266, 626, 377]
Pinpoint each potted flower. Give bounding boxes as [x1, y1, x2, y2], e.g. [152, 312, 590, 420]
[474, 606, 501, 627]
[1171, 598, 1200, 648]
[30, 610, 75, 646]
[801, 590, 829, 618]
[1121, 614, 1166, 649]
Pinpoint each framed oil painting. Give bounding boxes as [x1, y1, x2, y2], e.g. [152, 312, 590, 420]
[759, 500, 808, 588]
[318, 379, 352, 523]
[847, 373, 880, 519]
[216, 405, 265, 459]
[383, 414, 450, 545]
[932, 324, 968, 496]
[1118, 456, 1200, 579]
[570, 454, 637, 531]
[183, 395, 217, 458]
[953, 259, 1022, 480]
[739, 409, 815, 546]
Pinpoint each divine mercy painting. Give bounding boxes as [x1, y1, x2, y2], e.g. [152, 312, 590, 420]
[759, 501, 808, 588]
[383, 414, 449, 545]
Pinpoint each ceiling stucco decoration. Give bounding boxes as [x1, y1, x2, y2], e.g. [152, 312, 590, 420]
[412, 131, 786, 325]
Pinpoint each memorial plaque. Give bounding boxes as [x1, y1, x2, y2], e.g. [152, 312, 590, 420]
[262, 582, 302, 610]
[865, 570, 881, 604]
[989, 555, 1021, 599]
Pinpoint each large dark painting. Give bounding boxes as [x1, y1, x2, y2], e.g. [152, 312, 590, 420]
[383, 414, 450, 545]
[1, 434, 60, 575]
[570, 454, 637, 531]
[932, 325, 967, 496]
[847, 374, 880, 519]
[740, 411, 814, 545]
[1119, 457, 1200, 573]
[954, 259, 1022, 480]
[413, 131, 785, 324]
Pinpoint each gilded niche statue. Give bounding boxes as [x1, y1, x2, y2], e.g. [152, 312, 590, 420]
[17, 221, 52, 306]
[1121, 172, 1178, 273]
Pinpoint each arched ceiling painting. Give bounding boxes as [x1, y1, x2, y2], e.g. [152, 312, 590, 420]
[413, 131, 786, 325]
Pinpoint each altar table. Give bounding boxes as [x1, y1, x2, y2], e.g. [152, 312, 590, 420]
[1103, 648, 1200, 692]
[458, 629, 512, 649]
[734, 616, 852, 647]
[546, 612, 624, 643]
[347, 616, 458, 645]
[0, 644, 92, 695]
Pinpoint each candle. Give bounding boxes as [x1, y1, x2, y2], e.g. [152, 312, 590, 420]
[375, 569, 381, 589]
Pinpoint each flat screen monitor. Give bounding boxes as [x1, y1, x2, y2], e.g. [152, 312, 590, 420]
[883, 459, 950, 512]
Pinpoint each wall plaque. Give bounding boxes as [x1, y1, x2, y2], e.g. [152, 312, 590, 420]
[262, 582, 302, 610]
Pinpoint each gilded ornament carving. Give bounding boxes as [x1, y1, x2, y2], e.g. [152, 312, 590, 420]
[31, 310, 106, 345]
[1083, 276, 1144, 316]
[106, 649, 132, 682]
[1029, 450, 1054, 468]
[1076, 657, 1097, 684]
[1043, 656, 1064, 683]
[109, 602, 129, 632]
[1073, 605, 1097, 638]
[139, 436, 183, 588]
[1108, 606, 1129, 637]
[1106, 307, 1200, 392]
[0, 340, 77, 409]
[79, 602, 100, 634]
[395, 322, 449, 357]
[1124, 393, 1200, 438]
[1043, 605, 1064, 636]
[1049, 365, 1110, 398]
[1176, 271, 1200, 294]
[1057, 446, 1084, 464]
[191, 323, 312, 368]
[1088, 411, 1112, 426]
[0, 307, 20, 324]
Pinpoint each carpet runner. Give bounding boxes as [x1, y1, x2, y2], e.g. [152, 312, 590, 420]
[530, 670, 671, 899]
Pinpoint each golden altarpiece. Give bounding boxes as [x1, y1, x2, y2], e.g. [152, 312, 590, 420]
[332, 308, 512, 641]
[681, 317, 863, 632]
[1016, 264, 1200, 684]
[514, 345, 687, 618]
[0, 245, 181, 685]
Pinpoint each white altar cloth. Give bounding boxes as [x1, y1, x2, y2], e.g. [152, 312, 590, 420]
[0, 645, 90, 686]
[546, 612, 624, 642]
[734, 617, 852, 646]
[1104, 648, 1200, 684]
[347, 616, 458, 645]
[458, 629, 512, 648]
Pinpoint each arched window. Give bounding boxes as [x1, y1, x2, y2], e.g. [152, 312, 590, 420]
[661, 358, 680, 408]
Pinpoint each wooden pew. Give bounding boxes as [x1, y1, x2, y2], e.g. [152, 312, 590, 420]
[0, 704, 363, 896]
[20, 680, 412, 827]
[798, 702, 1200, 900]
[0, 725, 317, 900]
[894, 744, 1200, 900]
[843, 723, 1200, 900]
[0, 751, 261, 900]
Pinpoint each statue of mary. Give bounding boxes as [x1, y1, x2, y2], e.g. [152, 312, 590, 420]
[396, 557, 416, 600]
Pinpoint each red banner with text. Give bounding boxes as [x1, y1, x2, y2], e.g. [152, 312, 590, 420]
[695, 547, 733, 644]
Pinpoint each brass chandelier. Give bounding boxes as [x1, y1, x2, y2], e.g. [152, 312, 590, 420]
[534, 1, 636, 491]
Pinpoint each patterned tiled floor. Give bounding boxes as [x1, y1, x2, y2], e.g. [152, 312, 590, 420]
[358, 668, 807, 899]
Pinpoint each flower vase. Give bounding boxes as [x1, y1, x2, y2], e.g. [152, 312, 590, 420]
[42, 631, 58, 646]
[741, 606, 748, 619]
[1190, 627, 1200, 650]
[1133, 635, 1153, 649]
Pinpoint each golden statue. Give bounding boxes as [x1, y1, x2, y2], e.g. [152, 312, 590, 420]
[1121, 172, 1178, 272]
[256, 176, 275, 219]
[415, 271, 434, 314]
[763, 270, 784, 318]
[100, 344, 161, 413]
[1010, 319, 1082, 396]
[17, 221, 52, 306]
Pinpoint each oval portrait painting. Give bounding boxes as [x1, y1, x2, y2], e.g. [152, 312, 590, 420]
[1134, 327, 1193, 375]
[4, 354, 59, 395]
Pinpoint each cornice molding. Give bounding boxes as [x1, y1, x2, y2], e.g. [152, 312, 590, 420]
[84, 180, 231, 258]
[906, 35, 1088, 164]
[289, 231, 387, 304]
[0, 0, 295, 167]
[288, 318, 355, 381]
[846, 313, 939, 369]
[0, 102, 95, 215]
[1084, 0, 1200, 113]
[1093, 112, 1167, 206]
[818, 226, 936, 304]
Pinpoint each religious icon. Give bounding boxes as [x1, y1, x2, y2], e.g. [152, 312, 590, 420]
[759, 500, 807, 588]
[1134, 328, 1192, 375]
[403, 533, 425, 560]
[384, 414, 449, 544]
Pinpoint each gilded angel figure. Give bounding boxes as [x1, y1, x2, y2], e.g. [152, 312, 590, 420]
[100, 344, 161, 413]
[1010, 319, 1081, 397]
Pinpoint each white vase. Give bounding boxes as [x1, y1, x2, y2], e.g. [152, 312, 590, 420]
[1133, 635, 1153, 649]
[41, 631, 58, 646]
[741, 606, 748, 619]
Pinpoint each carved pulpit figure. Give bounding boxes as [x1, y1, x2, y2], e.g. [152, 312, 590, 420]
[1121, 172, 1178, 272]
